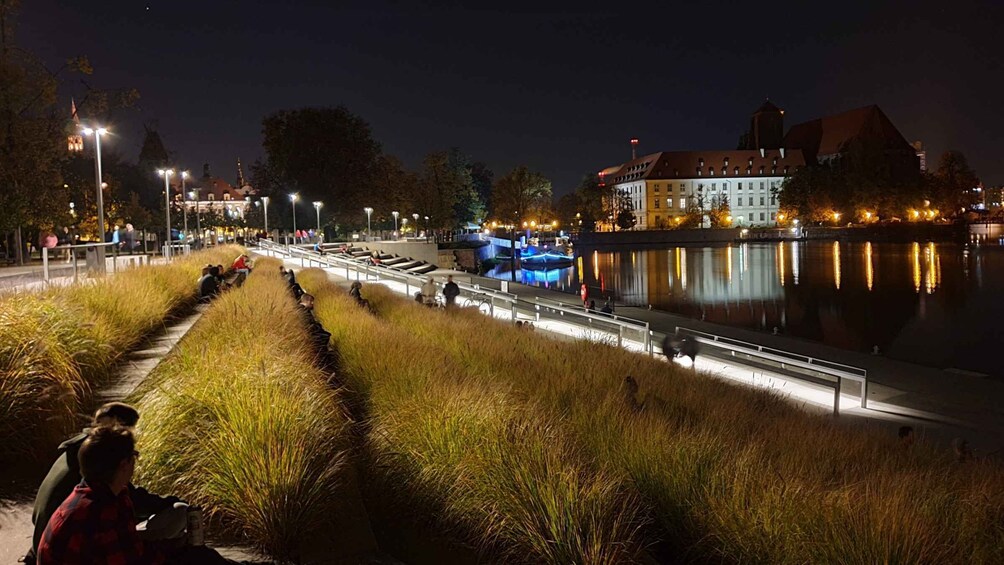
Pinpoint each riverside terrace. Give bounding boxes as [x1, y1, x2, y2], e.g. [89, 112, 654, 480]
[260, 240, 1004, 455]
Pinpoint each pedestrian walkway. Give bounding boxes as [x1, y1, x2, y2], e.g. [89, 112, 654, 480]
[261, 250, 1004, 458]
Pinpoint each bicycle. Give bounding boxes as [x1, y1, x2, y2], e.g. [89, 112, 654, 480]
[462, 293, 493, 316]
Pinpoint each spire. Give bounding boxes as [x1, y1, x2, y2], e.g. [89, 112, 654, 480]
[236, 157, 247, 188]
[67, 99, 83, 152]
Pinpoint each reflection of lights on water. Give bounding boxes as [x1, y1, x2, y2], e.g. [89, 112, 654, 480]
[777, 242, 785, 287]
[912, 242, 921, 292]
[791, 241, 800, 285]
[726, 245, 733, 284]
[576, 255, 584, 282]
[833, 241, 841, 289]
[741, 243, 749, 276]
[680, 248, 687, 291]
[925, 241, 938, 294]
[592, 250, 599, 281]
[865, 241, 873, 291]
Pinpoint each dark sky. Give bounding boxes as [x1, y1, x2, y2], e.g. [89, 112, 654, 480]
[18, 0, 1004, 194]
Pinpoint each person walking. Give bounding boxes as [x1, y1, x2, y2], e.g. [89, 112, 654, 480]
[443, 275, 460, 307]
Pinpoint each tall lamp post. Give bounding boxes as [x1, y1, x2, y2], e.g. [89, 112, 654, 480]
[392, 211, 399, 237]
[157, 168, 175, 258]
[289, 193, 298, 244]
[180, 171, 190, 241]
[412, 213, 419, 237]
[424, 215, 429, 242]
[262, 196, 270, 239]
[190, 188, 202, 248]
[82, 127, 108, 252]
[313, 201, 323, 240]
[364, 207, 374, 239]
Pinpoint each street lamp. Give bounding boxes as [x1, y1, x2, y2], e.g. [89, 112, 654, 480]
[364, 207, 374, 238]
[412, 213, 419, 237]
[81, 126, 108, 249]
[261, 196, 270, 238]
[392, 211, 399, 236]
[180, 171, 190, 240]
[190, 188, 202, 247]
[289, 193, 299, 244]
[424, 215, 429, 242]
[313, 201, 323, 239]
[157, 168, 175, 258]
[401, 218, 408, 234]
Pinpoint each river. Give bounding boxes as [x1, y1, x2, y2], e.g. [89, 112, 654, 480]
[485, 240, 1004, 378]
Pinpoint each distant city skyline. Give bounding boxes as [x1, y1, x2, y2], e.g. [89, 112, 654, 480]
[19, 0, 1004, 194]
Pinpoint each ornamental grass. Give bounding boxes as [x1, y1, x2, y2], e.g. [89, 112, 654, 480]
[131, 258, 350, 560]
[300, 269, 1004, 565]
[0, 246, 240, 461]
[298, 269, 648, 564]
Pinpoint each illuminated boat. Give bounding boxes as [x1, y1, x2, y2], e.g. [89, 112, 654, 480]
[520, 247, 574, 270]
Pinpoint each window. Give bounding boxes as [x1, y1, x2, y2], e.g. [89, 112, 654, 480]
[760, 182, 765, 190]
[771, 212, 777, 221]
[679, 200, 686, 210]
[654, 199, 660, 209]
[748, 197, 753, 206]
[759, 166, 765, 175]
[711, 183, 716, 191]
[748, 213, 754, 221]
[709, 167, 715, 176]
[734, 166, 740, 175]
[760, 212, 766, 221]
[738, 182, 743, 190]
[698, 184, 704, 191]
[698, 158, 705, 167]
[667, 198, 674, 208]
[654, 184, 660, 193]
[679, 183, 686, 191]
[208, 194, 215, 201]
[771, 195, 776, 205]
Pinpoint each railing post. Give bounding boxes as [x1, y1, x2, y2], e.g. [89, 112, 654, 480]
[511, 301, 517, 324]
[645, 325, 652, 357]
[618, 324, 623, 348]
[833, 376, 841, 417]
[860, 376, 868, 409]
[72, 250, 78, 283]
[42, 247, 49, 282]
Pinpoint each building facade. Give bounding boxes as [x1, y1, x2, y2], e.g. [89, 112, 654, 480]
[601, 148, 805, 229]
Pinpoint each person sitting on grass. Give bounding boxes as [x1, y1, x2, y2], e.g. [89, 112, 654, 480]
[231, 254, 251, 274]
[349, 281, 371, 311]
[286, 269, 305, 300]
[298, 293, 333, 354]
[28, 403, 187, 563]
[199, 266, 223, 302]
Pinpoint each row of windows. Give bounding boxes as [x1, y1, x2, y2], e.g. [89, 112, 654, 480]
[650, 212, 778, 224]
[652, 181, 777, 192]
[654, 195, 776, 209]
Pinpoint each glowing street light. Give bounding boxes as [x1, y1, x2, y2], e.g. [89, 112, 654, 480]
[289, 193, 299, 243]
[364, 206, 374, 238]
[313, 201, 323, 236]
[180, 171, 190, 239]
[392, 211, 399, 234]
[833, 212, 841, 222]
[261, 196, 270, 238]
[726, 215, 733, 224]
[157, 168, 175, 258]
[82, 126, 108, 251]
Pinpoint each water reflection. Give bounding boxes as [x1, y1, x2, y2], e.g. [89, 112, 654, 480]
[484, 240, 1004, 377]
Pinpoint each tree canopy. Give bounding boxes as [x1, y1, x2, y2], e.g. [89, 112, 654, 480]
[489, 166, 552, 224]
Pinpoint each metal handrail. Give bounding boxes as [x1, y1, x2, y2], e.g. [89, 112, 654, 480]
[673, 326, 869, 415]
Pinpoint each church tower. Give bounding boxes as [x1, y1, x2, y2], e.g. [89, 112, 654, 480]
[748, 99, 784, 150]
[67, 99, 83, 153]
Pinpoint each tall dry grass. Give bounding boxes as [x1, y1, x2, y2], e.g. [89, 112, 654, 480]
[132, 258, 350, 560]
[0, 247, 240, 460]
[298, 270, 648, 564]
[301, 270, 1004, 564]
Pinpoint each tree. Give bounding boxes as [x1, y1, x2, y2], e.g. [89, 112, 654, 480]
[931, 150, 980, 215]
[490, 166, 552, 226]
[258, 106, 382, 226]
[413, 150, 467, 230]
[708, 194, 732, 228]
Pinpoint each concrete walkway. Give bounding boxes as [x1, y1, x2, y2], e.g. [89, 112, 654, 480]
[267, 251, 1004, 458]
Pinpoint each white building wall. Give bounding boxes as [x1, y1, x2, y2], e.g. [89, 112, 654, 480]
[622, 175, 786, 228]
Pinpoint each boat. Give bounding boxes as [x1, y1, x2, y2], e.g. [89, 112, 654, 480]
[519, 247, 574, 270]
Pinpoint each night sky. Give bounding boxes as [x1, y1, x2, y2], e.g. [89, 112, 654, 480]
[19, 0, 1004, 194]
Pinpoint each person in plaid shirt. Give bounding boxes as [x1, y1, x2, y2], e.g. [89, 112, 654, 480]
[37, 426, 165, 564]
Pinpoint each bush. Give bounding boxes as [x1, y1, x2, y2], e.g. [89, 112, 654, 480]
[0, 247, 240, 461]
[132, 258, 350, 560]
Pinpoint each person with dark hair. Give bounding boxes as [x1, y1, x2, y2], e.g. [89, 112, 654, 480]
[298, 293, 332, 354]
[199, 266, 222, 302]
[349, 281, 371, 310]
[443, 275, 460, 307]
[286, 269, 305, 300]
[36, 426, 163, 564]
[27, 404, 187, 563]
[679, 335, 700, 367]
